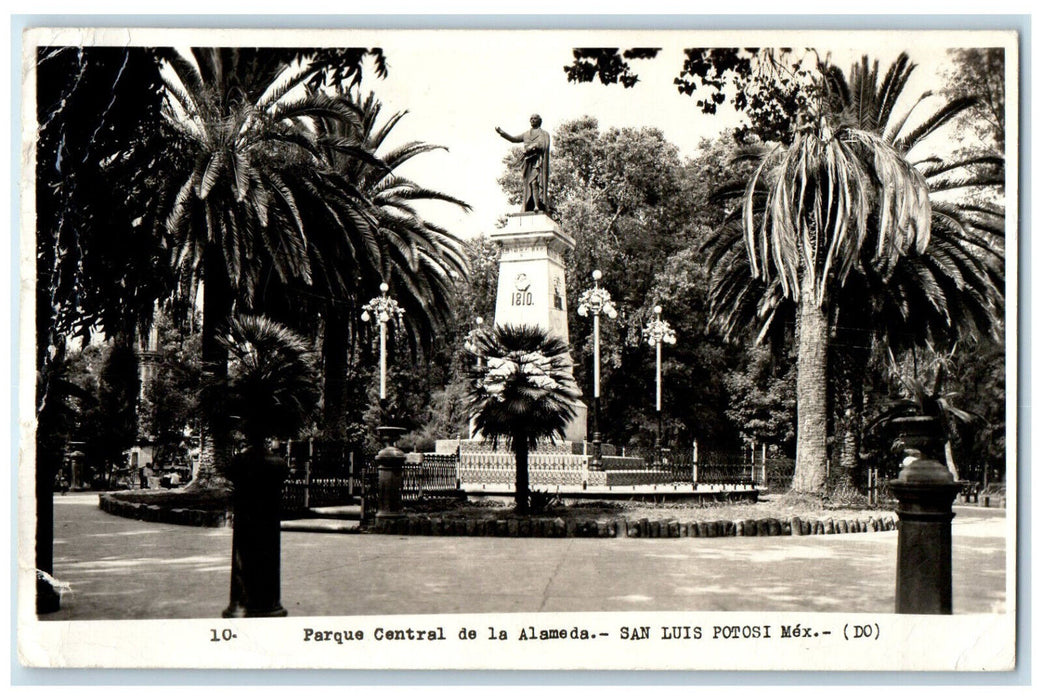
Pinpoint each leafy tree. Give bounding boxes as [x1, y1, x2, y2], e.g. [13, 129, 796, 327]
[638, 248, 745, 453]
[466, 325, 580, 514]
[139, 313, 204, 467]
[36, 47, 170, 367]
[942, 336, 1005, 476]
[723, 347, 797, 455]
[564, 47, 819, 143]
[89, 342, 140, 486]
[563, 48, 661, 88]
[944, 48, 1006, 151]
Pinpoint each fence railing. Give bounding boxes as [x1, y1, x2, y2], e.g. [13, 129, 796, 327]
[282, 477, 358, 516]
[405, 454, 462, 501]
[626, 449, 793, 488]
[280, 440, 368, 516]
[359, 452, 464, 527]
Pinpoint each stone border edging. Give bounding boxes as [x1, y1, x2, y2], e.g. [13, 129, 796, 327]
[98, 493, 231, 527]
[366, 513, 897, 537]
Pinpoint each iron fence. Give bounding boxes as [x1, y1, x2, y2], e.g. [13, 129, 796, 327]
[405, 454, 461, 501]
[361, 456, 379, 528]
[281, 477, 358, 516]
[280, 440, 368, 516]
[629, 449, 789, 487]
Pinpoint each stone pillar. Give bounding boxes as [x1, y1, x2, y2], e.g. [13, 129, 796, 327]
[223, 449, 288, 618]
[376, 426, 406, 524]
[889, 416, 961, 615]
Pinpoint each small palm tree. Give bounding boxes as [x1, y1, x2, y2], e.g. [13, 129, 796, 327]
[207, 314, 318, 618]
[216, 315, 320, 451]
[466, 325, 579, 514]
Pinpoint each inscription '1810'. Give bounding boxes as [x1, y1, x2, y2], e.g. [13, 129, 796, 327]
[512, 291, 534, 306]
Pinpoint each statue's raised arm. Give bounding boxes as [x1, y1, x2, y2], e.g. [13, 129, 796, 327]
[497, 114, 550, 213]
[495, 126, 522, 144]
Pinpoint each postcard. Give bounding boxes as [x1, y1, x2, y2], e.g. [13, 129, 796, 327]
[17, 25, 1017, 671]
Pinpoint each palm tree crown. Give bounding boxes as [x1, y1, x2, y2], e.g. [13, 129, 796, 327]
[466, 325, 580, 449]
[742, 117, 932, 307]
[217, 315, 319, 448]
[327, 91, 471, 350]
[161, 49, 363, 304]
[466, 324, 579, 514]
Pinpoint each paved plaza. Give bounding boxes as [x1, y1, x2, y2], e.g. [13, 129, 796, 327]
[39, 493, 1007, 620]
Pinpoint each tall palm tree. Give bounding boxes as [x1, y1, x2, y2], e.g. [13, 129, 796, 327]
[159, 48, 361, 485]
[708, 53, 1004, 492]
[466, 325, 580, 514]
[311, 92, 470, 436]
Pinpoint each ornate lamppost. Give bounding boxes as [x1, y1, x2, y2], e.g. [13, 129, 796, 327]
[463, 316, 485, 439]
[360, 282, 404, 414]
[577, 269, 617, 470]
[643, 304, 676, 466]
[360, 282, 406, 525]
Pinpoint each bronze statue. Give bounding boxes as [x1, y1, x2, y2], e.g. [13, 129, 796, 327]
[496, 114, 550, 212]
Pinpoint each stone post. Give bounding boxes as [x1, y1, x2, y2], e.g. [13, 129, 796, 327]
[889, 416, 962, 614]
[376, 426, 407, 525]
[223, 448, 289, 618]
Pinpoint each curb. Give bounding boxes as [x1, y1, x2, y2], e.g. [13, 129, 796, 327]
[364, 513, 898, 538]
[98, 493, 231, 528]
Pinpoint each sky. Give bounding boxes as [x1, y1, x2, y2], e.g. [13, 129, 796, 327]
[340, 29, 1007, 240]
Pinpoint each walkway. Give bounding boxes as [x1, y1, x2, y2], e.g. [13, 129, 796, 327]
[39, 493, 1007, 620]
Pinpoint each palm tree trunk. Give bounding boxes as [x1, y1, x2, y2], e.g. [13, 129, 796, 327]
[793, 282, 829, 494]
[321, 304, 350, 439]
[514, 435, 530, 514]
[829, 343, 867, 491]
[189, 249, 233, 491]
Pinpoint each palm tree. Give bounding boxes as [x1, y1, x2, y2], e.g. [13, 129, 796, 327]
[215, 315, 320, 450]
[209, 314, 318, 617]
[708, 53, 1004, 493]
[311, 91, 470, 436]
[159, 48, 361, 485]
[466, 325, 580, 514]
[727, 95, 934, 492]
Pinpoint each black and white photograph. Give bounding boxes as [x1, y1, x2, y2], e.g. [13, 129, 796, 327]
[17, 24, 1018, 671]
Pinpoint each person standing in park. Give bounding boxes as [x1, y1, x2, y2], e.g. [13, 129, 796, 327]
[496, 114, 550, 212]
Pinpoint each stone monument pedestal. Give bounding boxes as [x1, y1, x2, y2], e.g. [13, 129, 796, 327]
[490, 212, 587, 442]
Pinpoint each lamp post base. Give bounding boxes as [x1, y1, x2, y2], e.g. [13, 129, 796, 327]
[892, 478, 961, 614]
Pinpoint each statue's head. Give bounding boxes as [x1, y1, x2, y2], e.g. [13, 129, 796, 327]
[530, 114, 542, 128]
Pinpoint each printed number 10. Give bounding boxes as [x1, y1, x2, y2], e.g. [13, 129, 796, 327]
[210, 628, 237, 642]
